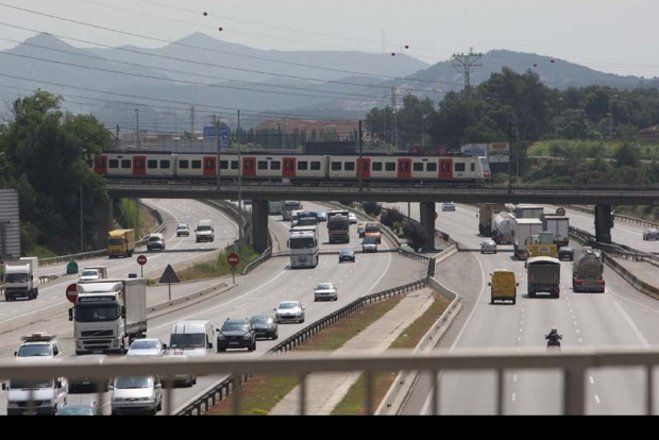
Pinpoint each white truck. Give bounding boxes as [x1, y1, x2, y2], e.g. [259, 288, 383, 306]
[78, 267, 108, 283]
[542, 215, 570, 247]
[514, 205, 545, 220]
[2, 257, 39, 301]
[513, 218, 544, 260]
[289, 230, 319, 269]
[68, 278, 147, 355]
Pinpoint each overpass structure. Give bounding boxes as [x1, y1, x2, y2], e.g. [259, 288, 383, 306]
[104, 179, 659, 252]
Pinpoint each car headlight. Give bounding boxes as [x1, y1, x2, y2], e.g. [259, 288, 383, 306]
[139, 397, 152, 402]
[218, 334, 225, 340]
[243, 334, 252, 340]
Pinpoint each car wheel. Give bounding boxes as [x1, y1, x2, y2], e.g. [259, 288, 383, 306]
[273, 333, 278, 340]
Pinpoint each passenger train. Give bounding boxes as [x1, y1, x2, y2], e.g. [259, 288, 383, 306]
[93, 151, 492, 183]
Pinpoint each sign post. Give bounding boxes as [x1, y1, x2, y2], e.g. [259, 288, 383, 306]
[136, 254, 147, 278]
[159, 264, 180, 301]
[227, 252, 240, 284]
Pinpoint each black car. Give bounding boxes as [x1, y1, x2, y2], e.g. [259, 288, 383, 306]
[217, 318, 256, 352]
[339, 248, 356, 263]
[249, 315, 278, 340]
[558, 246, 574, 261]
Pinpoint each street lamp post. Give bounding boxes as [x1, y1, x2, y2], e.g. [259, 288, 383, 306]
[422, 114, 428, 146]
[608, 94, 618, 140]
[555, 97, 563, 141]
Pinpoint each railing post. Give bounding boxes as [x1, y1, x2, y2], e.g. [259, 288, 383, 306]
[365, 370, 374, 415]
[431, 369, 439, 416]
[299, 373, 307, 415]
[647, 366, 654, 416]
[496, 369, 504, 415]
[232, 375, 242, 415]
[563, 367, 586, 415]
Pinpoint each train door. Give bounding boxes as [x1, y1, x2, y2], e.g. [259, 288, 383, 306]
[132, 156, 146, 176]
[94, 155, 108, 175]
[243, 157, 256, 177]
[282, 157, 296, 178]
[397, 158, 412, 179]
[203, 156, 216, 177]
[357, 157, 370, 179]
[438, 158, 453, 180]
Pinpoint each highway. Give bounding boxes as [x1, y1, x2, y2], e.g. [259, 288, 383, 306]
[0, 201, 427, 415]
[0, 199, 238, 328]
[391, 202, 659, 415]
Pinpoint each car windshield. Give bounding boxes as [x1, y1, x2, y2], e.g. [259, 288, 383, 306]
[148, 236, 161, 242]
[250, 316, 272, 324]
[290, 236, 316, 249]
[75, 303, 120, 322]
[5, 273, 29, 283]
[10, 378, 53, 389]
[316, 283, 333, 290]
[365, 225, 380, 232]
[222, 322, 249, 332]
[197, 226, 212, 232]
[363, 237, 377, 244]
[340, 249, 353, 255]
[115, 376, 153, 389]
[57, 406, 94, 415]
[131, 340, 159, 350]
[177, 224, 188, 229]
[108, 238, 124, 246]
[169, 333, 205, 349]
[81, 270, 98, 277]
[279, 302, 299, 309]
[17, 344, 53, 357]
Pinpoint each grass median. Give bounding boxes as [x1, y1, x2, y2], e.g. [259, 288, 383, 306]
[205, 294, 405, 415]
[331, 292, 450, 415]
[176, 244, 259, 282]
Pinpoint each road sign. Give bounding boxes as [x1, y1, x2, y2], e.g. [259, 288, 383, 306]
[434, 212, 438, 220]
[159, 264, 180, 284]
[137, 255, 147, 266]
[556, 207, 566, 216]
[227, 252, 240, 267]
[65, 283, 78, 304]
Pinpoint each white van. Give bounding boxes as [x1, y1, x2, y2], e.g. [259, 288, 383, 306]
[111, 375, 162, 416]
[169, 320, 215, 357]
[195, 220, 215, 243]
[2, 357, 68, 415]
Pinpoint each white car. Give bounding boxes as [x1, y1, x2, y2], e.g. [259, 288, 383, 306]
[3, 357, 68, 416]
[362, 236, 379, 253]
[442, 202, 456, 212]
[111, 375, 163, 416]
[480, 240, 498, 254]
[15, 333, 61, 358]
[78, 269, 102, 282]
[348, 212, 358, 224]
[274, 300, 306, 324]
[643, 228, 659, 241]
[126, 338, 167, 357]
[176, 223, 190, 237]
[314, 283, 338, 302]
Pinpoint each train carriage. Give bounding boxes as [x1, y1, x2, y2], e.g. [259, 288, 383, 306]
[96, 152, 175, 178]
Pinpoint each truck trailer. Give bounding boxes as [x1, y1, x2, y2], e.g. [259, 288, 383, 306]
[572, 247, 605, 293]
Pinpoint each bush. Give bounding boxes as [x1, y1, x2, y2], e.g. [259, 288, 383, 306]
[403, 220, 428, 252]
[380, 208, 404, 228]
[362, 202, 382, 217]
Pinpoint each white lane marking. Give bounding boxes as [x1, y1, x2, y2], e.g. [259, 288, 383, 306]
[579, 338, 583, 344]
[594, 394, 601, 405]
[511, 392, 516, 402]
[589, 376, 595, 385]
[573, 321, 578, 326]
[576, 329, 580, 334]
[610, 291, 659, 314]
[614, 301, 651, 348]
[513, 374, 518, 383]
[517, 336, 522, 342]
[450, 253, 487, 351]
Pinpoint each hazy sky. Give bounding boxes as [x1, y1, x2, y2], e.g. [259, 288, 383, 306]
[1, 0, 659, 77]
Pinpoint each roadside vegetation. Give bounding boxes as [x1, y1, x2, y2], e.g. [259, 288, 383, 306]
[205, 295, 404, 415]
[176, 244, 260, 282]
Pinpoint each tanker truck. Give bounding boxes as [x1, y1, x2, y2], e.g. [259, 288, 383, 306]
[478, 203, 505, 236]
[572, 247, 605, 293]
[492, 212, 516, 244]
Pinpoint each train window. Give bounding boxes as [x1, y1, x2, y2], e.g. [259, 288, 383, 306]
[344, 162, 355, 171]
[310, 161, 321, 170]
[298, 161, 308, 170]
[109, 160, 119, 169]
[426, 163, 437, 172]
[331, 162, 342, 171]
[385, 162, 396, 172]
[219, 161, 228, 170]
[160, 160, 170, 169]
[372, 162, 382, 171]
[231, 161, 239, 170]
[470, 163, 475, 172]
[147, 160, 158, 169]
[413, 163, 424, 172]
[179, 160, 189, 169]
[191, 160, 202, 169]
[121, 160, 131, 169]
[258, 161, 268, 170]
[455, 163, 466, 172]
[271, 161, 281, 170]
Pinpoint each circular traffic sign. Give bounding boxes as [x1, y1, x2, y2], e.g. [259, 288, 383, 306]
[434, 212, 438, 220]
[227, 252, 240, 267]
[65, 283, 78, 304]
[556, 207, 566, 216]
[137, 255, 148, 266]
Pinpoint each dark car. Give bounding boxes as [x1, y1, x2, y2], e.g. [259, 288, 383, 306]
[339, 248, 355, 262]
[217, 318, 256, 352]
[558, 246, 574, 261]
[357, 224, 366, 238]
[249, 315, 278, 340]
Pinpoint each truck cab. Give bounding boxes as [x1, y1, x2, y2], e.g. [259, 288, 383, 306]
[2, 357, 68, 416]
[2, 257, 39, 301]
[107, 229, 135, 258]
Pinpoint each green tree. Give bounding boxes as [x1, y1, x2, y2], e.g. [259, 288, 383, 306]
[614, 143, 641, 168]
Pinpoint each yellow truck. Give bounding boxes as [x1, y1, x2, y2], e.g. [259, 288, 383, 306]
[107, 229, 136, 258]
[489, 270, 518, 305]
[528, 232, 558, 259]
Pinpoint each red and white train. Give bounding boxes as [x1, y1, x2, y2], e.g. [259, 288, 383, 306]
[93, 151, 492, 183]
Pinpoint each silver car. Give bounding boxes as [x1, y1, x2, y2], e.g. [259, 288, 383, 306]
[643, 228, 659, 241]
[314, 283, 338, 302]
[111, 375, 163, 416]
[480, 240, 498, 254]
[126, 338, 167, 357]
[273, 301, 305, 324]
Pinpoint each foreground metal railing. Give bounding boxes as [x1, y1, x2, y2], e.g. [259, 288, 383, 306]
[1, 347, 657, 415]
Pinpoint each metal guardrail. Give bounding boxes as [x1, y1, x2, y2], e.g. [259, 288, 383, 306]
[4, 347, 659, 415]
[568, 205, 659, 229]
[241, 247, 272, 276]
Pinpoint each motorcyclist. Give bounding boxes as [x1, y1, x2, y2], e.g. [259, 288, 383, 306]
[545, 328, 562, 346]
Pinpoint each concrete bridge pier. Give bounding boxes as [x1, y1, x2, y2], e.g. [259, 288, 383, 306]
[419, 201, 436, 252]
[594, 204, 613, 244]
[91, 198, 113, 250]
[252, 199, 270, 253]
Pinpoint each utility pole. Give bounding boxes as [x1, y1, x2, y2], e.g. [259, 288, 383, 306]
[608, 94, 618, 140]
[190, 105, 195, 137]
[391, 87, 399, 150]
[80, 184, 84, 252]
[422, 114, 428, 146]
[452, 48, 483, 98]
[358, 120, 363, 191]
[508, 121, 514, 194]
[135, 109, 140, 148]
[237, 110, 243, 254]
[215, 116, 221, 191]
